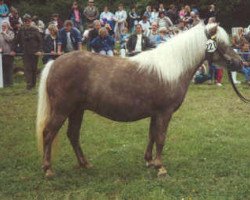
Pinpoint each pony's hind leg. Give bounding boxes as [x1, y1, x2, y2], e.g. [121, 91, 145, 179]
[67, 108, 92, 169]
[43, 113, 67, 177]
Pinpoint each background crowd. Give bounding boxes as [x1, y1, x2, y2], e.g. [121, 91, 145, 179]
[0, 0, 250, 89]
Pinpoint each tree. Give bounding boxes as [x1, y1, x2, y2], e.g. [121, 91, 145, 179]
[11, 0, 250, 29]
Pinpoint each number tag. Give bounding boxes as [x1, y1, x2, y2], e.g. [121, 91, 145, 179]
[206, 39, 217, 53]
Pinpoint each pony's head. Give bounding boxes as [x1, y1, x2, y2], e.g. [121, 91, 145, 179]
[205, 23, 243, 72]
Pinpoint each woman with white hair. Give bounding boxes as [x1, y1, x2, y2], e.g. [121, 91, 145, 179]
[0, 21, 14, 87]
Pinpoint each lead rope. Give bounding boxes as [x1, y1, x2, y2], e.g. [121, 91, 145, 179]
[227, 70, 250, 103]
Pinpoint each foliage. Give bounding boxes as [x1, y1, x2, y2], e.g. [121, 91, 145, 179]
[10, 0, 250, 29]
[0, 73, 250, 199]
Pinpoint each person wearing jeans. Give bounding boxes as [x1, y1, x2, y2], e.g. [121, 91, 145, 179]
[90, 27, 114, 56]
[208, 64, 223, 86]
[58, 20, 82, 54]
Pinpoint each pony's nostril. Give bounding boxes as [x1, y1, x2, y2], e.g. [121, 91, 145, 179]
[227, 59, 233, 65]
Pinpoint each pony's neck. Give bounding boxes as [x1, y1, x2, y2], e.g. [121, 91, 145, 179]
[130, 23, 208, 84]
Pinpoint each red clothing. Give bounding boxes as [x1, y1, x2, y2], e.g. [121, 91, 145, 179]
[216, 69, 223, 83]
[74, 9, 80, 22]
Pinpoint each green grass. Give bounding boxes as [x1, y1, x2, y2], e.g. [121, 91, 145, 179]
[0, 74, 250, 200]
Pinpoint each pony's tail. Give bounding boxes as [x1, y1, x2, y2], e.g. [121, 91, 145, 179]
[36, 61, 54, 153]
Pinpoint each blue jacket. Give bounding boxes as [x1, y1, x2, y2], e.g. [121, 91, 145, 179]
[58, 27, 82, 51]
[90, 35, 115, 52]
[0, 4, 9, 17]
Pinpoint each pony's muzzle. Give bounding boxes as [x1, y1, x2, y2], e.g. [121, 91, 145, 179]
[227, 59, 243, 72]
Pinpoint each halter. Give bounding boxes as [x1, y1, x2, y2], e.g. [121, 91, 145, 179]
[205, 28, 250, 103]
[204, 31, 217, 67]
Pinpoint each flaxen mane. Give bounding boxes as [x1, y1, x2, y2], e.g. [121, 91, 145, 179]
[129, 23, 230, 83]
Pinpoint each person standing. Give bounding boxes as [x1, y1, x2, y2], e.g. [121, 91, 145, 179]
[83, 0, 99, 27]
[128, 6, 140, 32]
[69, 1, 83, 33]
[57, 20, 82, 54]
[32, 15, 45, 35]
[150, 6, 159, 24]
[157, 11, 173, 29]
[114, 4, 127, 41]
[205, 4, 216, 25]
[190, 11, 200, 27]
[12, 14, 43, 90]
[158, 3, 165, 13]
[8, 7, 22, 35]
[0, 0, 9, 32]
[166, 4, 179, 25]
[0, 21, 14, 87]
[100, 6, 115, 30]
[50, 13, 63, 30]
[143, 6, 151, 20]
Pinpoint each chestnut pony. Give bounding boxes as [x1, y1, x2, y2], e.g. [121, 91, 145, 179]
[37, 23, 242, 177]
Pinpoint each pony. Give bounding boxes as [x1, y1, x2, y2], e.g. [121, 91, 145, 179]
[36, 23, 242, 177]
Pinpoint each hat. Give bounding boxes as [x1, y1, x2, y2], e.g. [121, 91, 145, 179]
[88, 0, 94, 3]
[23, 13, 31, 20]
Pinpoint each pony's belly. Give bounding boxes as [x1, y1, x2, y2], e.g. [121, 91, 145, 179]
[86, 104, 151, 122]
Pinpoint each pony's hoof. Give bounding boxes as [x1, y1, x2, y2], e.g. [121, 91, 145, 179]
[146, 160, 154, 168]
[84, 163, 93, 169]
[45, 169, 55, 178]
[80, 162, 93, 169]
[157, 167, 167, 177]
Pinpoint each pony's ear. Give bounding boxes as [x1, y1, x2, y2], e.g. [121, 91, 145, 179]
[215, 23, 220, 31]
[209, 25, 218, 37]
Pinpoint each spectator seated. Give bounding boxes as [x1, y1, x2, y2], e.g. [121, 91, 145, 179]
[90, 27, 115, 56]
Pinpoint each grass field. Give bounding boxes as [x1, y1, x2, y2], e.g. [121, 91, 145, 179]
[0, 74, 250, 200]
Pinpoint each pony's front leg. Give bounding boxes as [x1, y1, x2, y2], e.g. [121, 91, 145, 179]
[145, 117, 156, 167]
[152, 112, 172, 177]
[42, 114, 66, 177]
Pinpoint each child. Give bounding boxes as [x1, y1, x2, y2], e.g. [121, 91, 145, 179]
[158, 27, 170, 44]
[120, 27, 130, 57]
[193, 64, 210, 84]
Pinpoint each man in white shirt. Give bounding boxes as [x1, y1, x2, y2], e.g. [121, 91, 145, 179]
[127, 24, 152, 55]
[114, 4, 127, 41]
